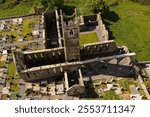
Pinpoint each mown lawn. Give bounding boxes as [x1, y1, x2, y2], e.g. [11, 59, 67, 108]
[79, 32, 99, 45]
[105, 0, 150, 61]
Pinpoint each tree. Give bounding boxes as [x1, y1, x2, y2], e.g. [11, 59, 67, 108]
[91, 0, 105, 13]
[40, 0, 48, 7]
[0, 0, 6, 4]
[40, 0, 64, 9]
[132, 0, 150, 4]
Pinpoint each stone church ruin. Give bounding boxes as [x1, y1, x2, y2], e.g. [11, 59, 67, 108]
[14, 9, 136, 96]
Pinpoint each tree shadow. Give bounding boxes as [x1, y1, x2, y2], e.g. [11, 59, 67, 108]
[102, 4, 120, 22]
[101, 4, 120, 40]
[103, 20, 115, 39]
[62, 5, 76, 15]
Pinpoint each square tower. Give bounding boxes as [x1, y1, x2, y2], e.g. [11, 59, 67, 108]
[61, 10, 80, 62]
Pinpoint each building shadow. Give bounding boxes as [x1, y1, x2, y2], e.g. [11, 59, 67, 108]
[82, 62, 136, 79]
[84, 75, 99, 99]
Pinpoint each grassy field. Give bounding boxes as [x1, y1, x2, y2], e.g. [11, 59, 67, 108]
[104, 0, 150, 61]
[0, 0, 41, 18]
[64, 0, 95, 15]
[0, 0, 94, 17]
[79, 32, 99, 45]
[0, 4, 32, 18]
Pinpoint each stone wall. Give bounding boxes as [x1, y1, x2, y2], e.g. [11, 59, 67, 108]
[79, 13, 109, 41]
[44, 10, 59, 48]
[80, 40, 117, 59]
[79, 14, 98, 32]
[14, 47, 65, 72]
[13, 51, 26, 72]
[20, 61, 81, 81]
[19, 52, 136, 81]
[97, 13, 109, 41]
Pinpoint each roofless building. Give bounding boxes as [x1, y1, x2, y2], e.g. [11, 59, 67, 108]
[14, 9, 136, 96]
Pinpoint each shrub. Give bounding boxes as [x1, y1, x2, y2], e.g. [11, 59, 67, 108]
[132, 0, 150, 4]
[0, 0, 6, 4]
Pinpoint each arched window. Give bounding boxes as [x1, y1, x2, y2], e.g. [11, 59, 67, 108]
[70, 29, 74, 35]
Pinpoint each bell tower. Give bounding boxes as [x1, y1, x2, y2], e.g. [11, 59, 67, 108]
[61, 9, 80, 62]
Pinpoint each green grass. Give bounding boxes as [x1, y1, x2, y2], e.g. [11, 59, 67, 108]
[79, 32, 99, 45]
[0, 61, 5, 67]
[92, 79, 101, 83]
[10, 84, 19, 92]
[64, 0, 94, 15]
[0, 4, 33, 18]
[16, 44, 28, 49]
[10, 93, 17, 100]
[105, 0, 150, 61]
[118, 78, 136, 91]
[101, 90, 121, 100]
[0, 30, 19, 42]
[144, 78, 150, 89]
[20, 17, 38, 41]
[7, 62, 16, 77]
[0, 0, 42, 18]
[0, 0, 95, 17]
[21, 18, 33, 35]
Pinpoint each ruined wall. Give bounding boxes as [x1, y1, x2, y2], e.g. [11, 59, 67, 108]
[79, 13, 109, 41]
[83, 15, 98, 26]
[80, 40, 117, 59]
[13, 51, 26, 72]
[20, 62, 81, 81]
[83, 15, 97, 22]
[23, 47, 65, 68]
[14, 47, 65, 74]
[79, 14, 98, 32]
[19, 51, 136, 82]
[97, 13, 109, 41]
[44, 10, 59, 48]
